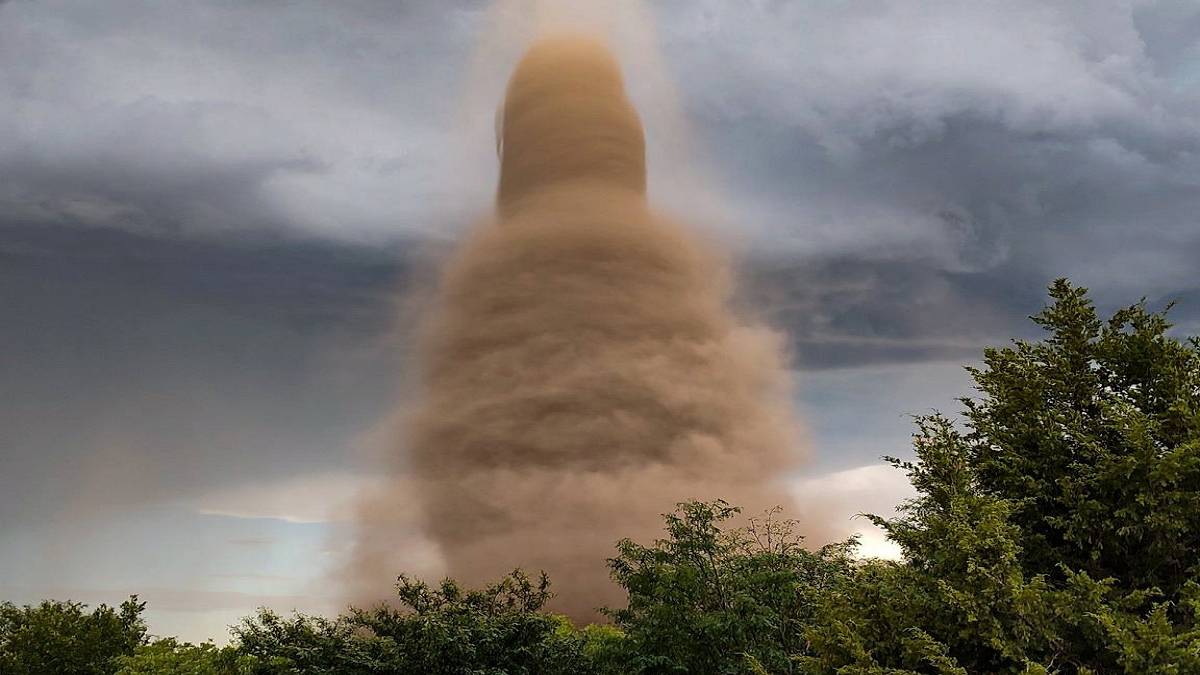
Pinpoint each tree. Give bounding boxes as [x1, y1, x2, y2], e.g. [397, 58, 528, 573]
[606, 500, 858, 674]
[800, 417, 1061, 674]
[0, 596, 147, 675]
[966, 279, 1200, 598]
[802, 280, 1200, 674]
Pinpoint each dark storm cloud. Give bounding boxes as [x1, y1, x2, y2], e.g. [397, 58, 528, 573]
[4, 0, 1196, 285]
[0, 223, 414, 528]
[651, 0, 1200, 302]
[0, 1, 487, 240]
[743, 254, 1047, 370]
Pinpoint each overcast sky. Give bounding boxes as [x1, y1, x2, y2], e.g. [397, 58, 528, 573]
[2, 0, 1198, 642]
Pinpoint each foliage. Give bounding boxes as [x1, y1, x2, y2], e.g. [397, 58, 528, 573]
[799, 418, 1060, 673]
[229, 607, 398, 674]
[232, 570, 595, 674]
[0, 596, 147, 675]
[965, 279, 1200, 598]
[800, 280, 1200, 674]
[352, 569, 595, 675]
[605, 499, 858, 674]
[115, 638, 247, 675]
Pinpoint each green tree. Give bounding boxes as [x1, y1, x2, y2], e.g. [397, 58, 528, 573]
[800, 417, 1059, 674]
[0, 596, 147, 675]
[606, 500, 858, 674]
[803, 280, 1200, 674]
[966, 279, 1200, 598]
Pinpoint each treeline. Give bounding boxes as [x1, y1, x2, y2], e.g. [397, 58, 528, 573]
[3, 280, 1199, 674]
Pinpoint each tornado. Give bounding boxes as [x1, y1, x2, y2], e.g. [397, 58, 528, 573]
[389, 36, 805, 620]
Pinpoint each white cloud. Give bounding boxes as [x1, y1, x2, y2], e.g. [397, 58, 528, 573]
[793, 463, 916, 560]
[186, 471, 382, 524]
[185, 462, 918, 560]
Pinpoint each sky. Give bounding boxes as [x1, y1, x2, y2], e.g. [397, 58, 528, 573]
[2, 0, 1199, 642]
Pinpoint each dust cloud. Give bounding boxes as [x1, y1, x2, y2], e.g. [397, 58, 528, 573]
[349, 36, 809, 621]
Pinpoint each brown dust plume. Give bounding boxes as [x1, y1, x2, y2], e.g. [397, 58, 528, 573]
[367, 36, 805, 621]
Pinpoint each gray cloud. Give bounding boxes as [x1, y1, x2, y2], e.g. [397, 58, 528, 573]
[3, 1, 1196, 281]
[652, 0, 1200, 299]
[0, 222, 411, 529]
[0, 1, 488, 239]
[743, 254, 1045, 370]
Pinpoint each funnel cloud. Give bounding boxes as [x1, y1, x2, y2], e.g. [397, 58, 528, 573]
[351, 36, 805, 620]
